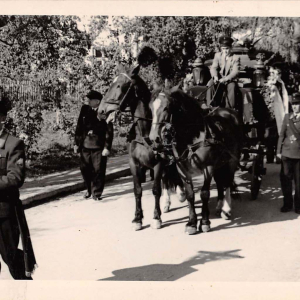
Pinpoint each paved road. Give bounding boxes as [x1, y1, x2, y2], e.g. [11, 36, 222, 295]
[1, 163, 300, 281]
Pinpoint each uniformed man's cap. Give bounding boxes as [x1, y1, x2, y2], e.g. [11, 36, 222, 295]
[292, 93, 300, 104]
[86, 90, 102, 101]
[0, 100, 8, 116]
[219, 36, 234, 47]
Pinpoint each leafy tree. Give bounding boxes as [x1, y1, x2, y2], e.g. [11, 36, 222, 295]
[0, 15, 91, 153]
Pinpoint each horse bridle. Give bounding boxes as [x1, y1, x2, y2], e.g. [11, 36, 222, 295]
[103, 73, 134, 108]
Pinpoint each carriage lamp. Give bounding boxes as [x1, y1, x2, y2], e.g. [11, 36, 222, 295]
[253, 53, 267, 88]
[192, 57, 210, 86]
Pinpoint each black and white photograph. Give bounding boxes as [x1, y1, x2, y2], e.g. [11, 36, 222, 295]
[1, 1, 300, 299]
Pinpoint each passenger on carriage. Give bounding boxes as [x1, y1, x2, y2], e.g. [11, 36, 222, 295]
[206, 36, 241, 110]
[267, 63, 291, 134]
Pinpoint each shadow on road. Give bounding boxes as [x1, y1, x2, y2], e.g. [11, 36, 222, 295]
[99, 249, 243, 281]
[100, 176, 154, 202]
[100, 168, 299, 232]
[209, 171, 300, 232]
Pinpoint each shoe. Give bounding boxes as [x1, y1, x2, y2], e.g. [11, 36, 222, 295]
[280, 206, 293, 213]
[93, 195, 102, 201]
[295, 209, 300, 214]
[84, 191, 91, 199]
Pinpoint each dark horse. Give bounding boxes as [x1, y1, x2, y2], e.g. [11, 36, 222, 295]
[98, 64, 185, 230]
[149, 89, 243, 234]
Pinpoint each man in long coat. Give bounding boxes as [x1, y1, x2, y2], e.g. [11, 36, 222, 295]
[74, 90, 113, 200]
[277, 93, 300, 214]
[206, 36, 241, 110]
[0, 100, 36, 279]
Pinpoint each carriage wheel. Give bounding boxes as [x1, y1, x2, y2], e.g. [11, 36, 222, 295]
[250, 149, 264, 200]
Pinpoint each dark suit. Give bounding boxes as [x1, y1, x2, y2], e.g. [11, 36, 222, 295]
[75, 105, 113, 198]
[277, 113, 300, 210]
[206, 52, 240, 109]
[0, 131, 34, 279]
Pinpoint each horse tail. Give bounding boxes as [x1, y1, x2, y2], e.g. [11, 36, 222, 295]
[161, 162, 183, 192]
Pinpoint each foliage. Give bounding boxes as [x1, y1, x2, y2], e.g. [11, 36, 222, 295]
[0, 15, 91, 154]
[1, 15, 300, 168]
[87, 16, 109, 42]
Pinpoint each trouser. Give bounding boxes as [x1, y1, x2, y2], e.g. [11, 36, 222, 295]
[280, 156, 300, 210]
[0, 212, 30, 280]
[80, 147, 107, 197]
[206, 79, 238, 109]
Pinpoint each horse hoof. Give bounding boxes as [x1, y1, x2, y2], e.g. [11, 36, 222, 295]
[215, 209, 222, 218]
[201, 225, 211, 233]
[163, 205, 170, 213]
[221, 211, 231, 220]
[133, 223, 142, 231]
[185, 226, 197, 235]
[151, 219, 162, 229]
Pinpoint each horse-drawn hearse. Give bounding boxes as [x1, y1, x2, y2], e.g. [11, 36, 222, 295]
[98, 46, 279, 235]
[185, 45, 278, 200]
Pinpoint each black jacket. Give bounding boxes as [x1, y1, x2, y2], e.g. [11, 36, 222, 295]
[75, 105, 113, 150]
[277, 113, 300, 159]
[0, 131, 25, 217]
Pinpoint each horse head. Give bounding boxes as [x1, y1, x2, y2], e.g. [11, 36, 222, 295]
[149, 90, 174, 147]
[97, 64, 149, 120]
[149, 89, 205, 148]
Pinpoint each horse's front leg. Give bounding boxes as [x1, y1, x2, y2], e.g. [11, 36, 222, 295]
[130, 158, 143, 231]
[199, 167, 212, 233]
[161, 172, 172, 213]
[151, 163, 163, 229]
[221, 187, 232, 220]
[183, 179, 197, 235]
[214, 167, 233, 220]
[176, 179, 186, 203]
[215, 176, 224, 218]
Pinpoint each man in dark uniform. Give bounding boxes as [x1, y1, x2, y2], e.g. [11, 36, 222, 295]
[277, 93, 300, 214]
[0, 100, 36, 279]
[74, 90, 113, 201]
[206, 36, 241, 110]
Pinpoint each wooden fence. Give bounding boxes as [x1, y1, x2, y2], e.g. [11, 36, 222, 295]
[0, 79, 85, 102]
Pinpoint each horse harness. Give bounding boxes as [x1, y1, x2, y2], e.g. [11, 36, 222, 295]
[107, 77, 239, 169]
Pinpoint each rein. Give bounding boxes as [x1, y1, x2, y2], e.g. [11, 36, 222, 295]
[194, 82, 215, 99]
[104, 73, 134, 107]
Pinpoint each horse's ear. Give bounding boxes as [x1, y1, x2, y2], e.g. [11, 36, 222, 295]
[116, 63, 124, 73]
[129, 64, 140, 78]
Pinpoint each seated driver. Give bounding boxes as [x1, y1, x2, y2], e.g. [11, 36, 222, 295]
[206, 36, 240, 110]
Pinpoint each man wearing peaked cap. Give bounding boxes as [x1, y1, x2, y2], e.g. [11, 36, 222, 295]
[206, 35, 241, 111]
[74, 89, 113, 201]
[219, 36, 234, 47]
[277, 93, 300, 214]
[0, 99, 37, 279]
[86, 90, 103, 101]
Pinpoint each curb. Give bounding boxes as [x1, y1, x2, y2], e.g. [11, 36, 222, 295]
[21, 168, 131, 208]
